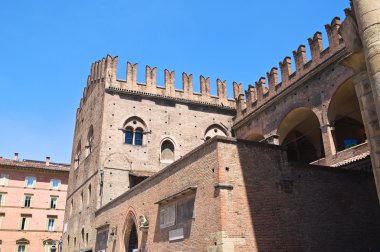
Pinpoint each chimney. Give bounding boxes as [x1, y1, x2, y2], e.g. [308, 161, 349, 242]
[14, 152, 19, 161]
[46, 156, 50, 166]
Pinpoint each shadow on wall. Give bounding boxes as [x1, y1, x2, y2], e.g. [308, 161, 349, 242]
[235, 141, 380, 251]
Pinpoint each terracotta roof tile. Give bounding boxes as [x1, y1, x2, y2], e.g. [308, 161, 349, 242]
[0, 158, 70, 172]
[331, 151, 370, 167]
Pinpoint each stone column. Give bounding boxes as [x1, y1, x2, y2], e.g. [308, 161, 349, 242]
[352, 0, 380, 117]
[353, 71, 380, 198]
[352, 0, 380, 202]
[320, 124, 337, 157]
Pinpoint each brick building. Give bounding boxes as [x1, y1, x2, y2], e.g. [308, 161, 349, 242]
[63, 0, 380, 251]
[0, 154, 69, 252]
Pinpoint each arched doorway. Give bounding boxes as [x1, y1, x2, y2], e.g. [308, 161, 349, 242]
[278, 108, 324, 163]
[124, 214, 139, 252]
[128, 223, 138, 252]
[328, 80, 366, 151]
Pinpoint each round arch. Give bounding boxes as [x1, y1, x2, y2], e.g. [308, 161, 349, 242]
[327, 79, 366, 151]
[277, 107, 324, 163]
[246, 132, 265, 142]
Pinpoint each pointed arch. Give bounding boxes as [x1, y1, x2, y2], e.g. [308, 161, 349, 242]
[204, 124, 228, 141]
[160, 138, 175, 163]
[123, 116, 148, 146]
[86, 125, 94, 155]
[123, 210, 139, 252]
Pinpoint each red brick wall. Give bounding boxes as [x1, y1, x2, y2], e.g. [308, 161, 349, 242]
[219, 139, 380, 251]
[95, 137, 380, 251]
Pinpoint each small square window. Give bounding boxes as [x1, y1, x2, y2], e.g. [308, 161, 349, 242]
[47, 218, 55, 231]
[20, 216, 29, 230]
[50, 197, 58, 209]
[24, 195, 32, 208]
[17, 245, 26, 252]
[0, 213, 4, 228]
[25, 177, 36, 188]
[0, 194, 4, 206]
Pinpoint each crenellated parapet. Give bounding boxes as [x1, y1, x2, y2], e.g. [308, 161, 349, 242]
[235, 16, 346, 122]
[77, 55, 118, 116]
[106, 60, 236, 109]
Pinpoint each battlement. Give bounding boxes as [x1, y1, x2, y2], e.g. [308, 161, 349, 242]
[77, 55, 118, 115]
[235, 16, 346, 122]
[106, 60, 236, 109]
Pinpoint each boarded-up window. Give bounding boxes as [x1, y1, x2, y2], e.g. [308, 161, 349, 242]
[161, 140, 174, 162]
[160, 204, 175, 228]
[95, 228, 109, 252]
[177, 197, 195, 222]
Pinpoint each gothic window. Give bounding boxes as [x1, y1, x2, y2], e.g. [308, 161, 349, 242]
[123, 117, 147, 146]
[70, 199, 73, 216]
[75, 141, 81, 169]
[160, 140, 175, 163]
[125, 127, 134, 145]
[204, 124, 228, 141]
[87, 184, 92, 205]
[134, 128, 143, 145]
[86, 125, 94, 156]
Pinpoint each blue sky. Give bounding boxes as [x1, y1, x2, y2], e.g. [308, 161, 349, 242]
[0, 1, 349, 163]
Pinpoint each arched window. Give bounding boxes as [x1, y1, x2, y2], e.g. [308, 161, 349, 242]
[81, 228, 85, 242]
[135, 128, 143, 146]
[86, 125, 94, 156]
[74, 141, 81, 169]
[161, 140, 175, 163]
[204, 124, 228, 141]
[125, 127, 134, 145]
[123, 117, 147, 146]
[87, 184, 92, 206]
[70, 199, 73, 216]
